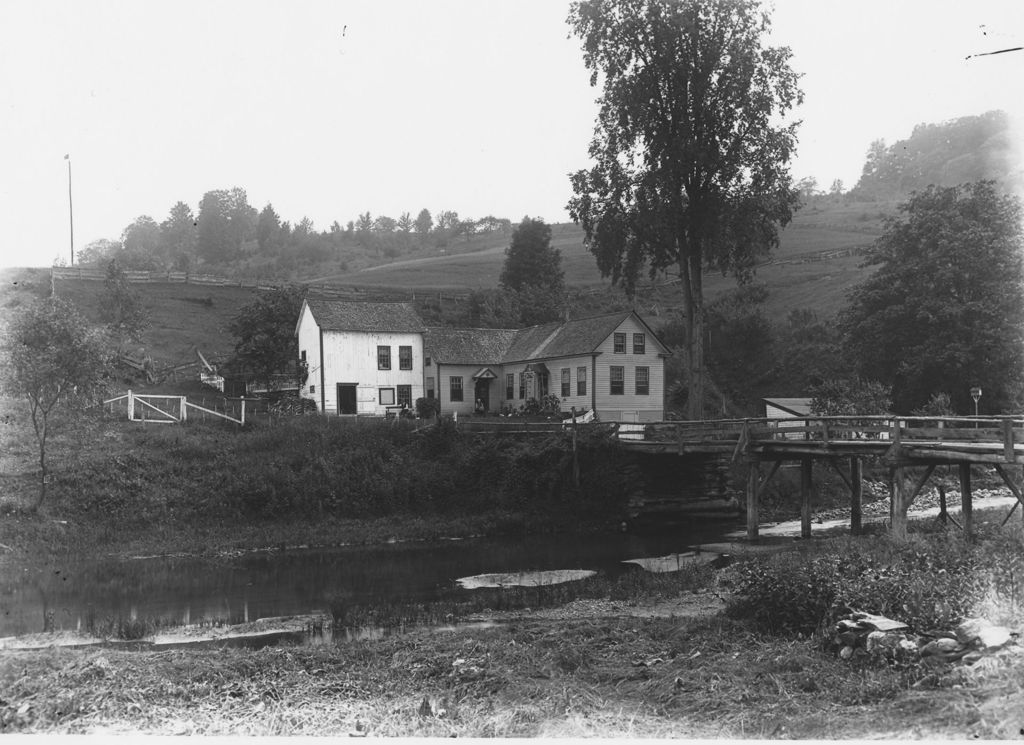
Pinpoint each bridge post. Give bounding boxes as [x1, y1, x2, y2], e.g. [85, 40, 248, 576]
[746, 461, 759, 541]
[959, 462, 973, 539]
[891, 468, 908, 540]
[800, 458, 813, 539]
[850, 457, 862, 535]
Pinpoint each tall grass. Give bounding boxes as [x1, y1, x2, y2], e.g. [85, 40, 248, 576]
[40, 416, 633, 533]
[724, 519, 1024, 637]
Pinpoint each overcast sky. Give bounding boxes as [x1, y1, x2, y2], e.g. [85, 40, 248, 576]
[1, 0, 1022, 269]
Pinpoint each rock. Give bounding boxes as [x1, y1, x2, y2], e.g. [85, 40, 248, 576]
[851, 612, 909, 632]
[839, 645, 854, 660]
[920, 638, 962, 657]
[955, 618, 1014, 650]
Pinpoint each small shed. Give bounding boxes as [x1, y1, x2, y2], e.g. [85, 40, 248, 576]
[763, 397, 813, 439]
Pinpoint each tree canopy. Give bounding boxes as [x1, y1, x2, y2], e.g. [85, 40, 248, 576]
[567, 0, 802, 418]
[99, 259, 148, 343]
[227, 287, 308, 391]
[2, 298, 109, 508]
[499, 217, 564, 294]
[841, 181, 1024, 414]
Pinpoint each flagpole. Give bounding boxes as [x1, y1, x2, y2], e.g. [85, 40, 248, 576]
[65, 154, 74, 266]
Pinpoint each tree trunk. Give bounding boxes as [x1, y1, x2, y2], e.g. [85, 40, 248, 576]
[35, 417, 48, 510]
[680, 254, 705, 421]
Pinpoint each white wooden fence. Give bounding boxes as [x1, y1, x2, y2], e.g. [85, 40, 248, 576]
[102, 390, 247, 425]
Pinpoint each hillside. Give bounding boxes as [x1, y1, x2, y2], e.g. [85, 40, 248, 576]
[0, 198, 892, 375]
[304, 197, 893, 319]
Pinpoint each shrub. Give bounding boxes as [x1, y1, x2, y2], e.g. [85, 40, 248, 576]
[725, 533, 985, 637]
[415, 397, 440, 419]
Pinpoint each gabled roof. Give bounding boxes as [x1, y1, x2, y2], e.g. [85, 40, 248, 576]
[504, 312, 644, 362]
[426, 310, 670, 365]
[423, 327, 518, 365]
[302, 299, 425, 333]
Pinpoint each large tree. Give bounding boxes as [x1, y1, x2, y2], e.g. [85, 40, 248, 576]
[499, 217, 565, 294]
[841, 181, 1024, 414]
[196, 188, 256, 264]
[120, 215, 162, 269]
[227, 287, 308, 392]
[160, 201, 197, 270]
[567, 0, 802, 419]
[99, 259, 148, 344]
[2, 298, 109, 509]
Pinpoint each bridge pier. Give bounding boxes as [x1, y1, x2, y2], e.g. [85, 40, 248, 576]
[800, 458, 813, 539]
[850, 457, 863, 535]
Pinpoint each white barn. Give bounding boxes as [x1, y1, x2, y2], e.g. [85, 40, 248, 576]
[295, 299, 426, 416]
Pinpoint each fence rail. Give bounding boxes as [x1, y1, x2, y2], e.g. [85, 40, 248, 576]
[103, 390, 249, 425]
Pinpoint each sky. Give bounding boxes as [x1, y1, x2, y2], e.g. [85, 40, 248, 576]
[1, 0, 1022, 270]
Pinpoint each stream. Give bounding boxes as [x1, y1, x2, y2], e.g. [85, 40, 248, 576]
[0, 521, 741, 638]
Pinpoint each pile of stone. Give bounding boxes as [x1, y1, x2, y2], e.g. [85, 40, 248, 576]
[830, 610, 1018, 665]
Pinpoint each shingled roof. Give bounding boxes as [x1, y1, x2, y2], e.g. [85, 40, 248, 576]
[304, 299, 425, 333]
[423, 327, 519, 365]
[426, 311, 663, 364]
[503, 311, 639, 362]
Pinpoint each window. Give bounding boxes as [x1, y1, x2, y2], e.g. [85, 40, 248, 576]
[425, 356, 431, 366]
[635, 366, 649, 396]
[310, 384, 315, 394]
[450, 376, 464, 402]
[426, 377, 435, 399]
[577, 367, 587, 396]
[613, 332, 626, 353]
[377, 345, 391, 370]
[610, 366, 624, 395]
[518, 372, 525, 399]
[379, 387, 395, 406]
[399, 346, 412, 370]
[561, 368, 571, 397]
[300, 350, 307, 362]
[506, 373, 515, 401]
[397, 384, 412, 407]
[633, 333, 645, 355]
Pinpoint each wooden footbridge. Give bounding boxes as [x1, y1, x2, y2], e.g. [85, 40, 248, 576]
[461, 414, 1024, 540]
[633, 415, 1024, 540]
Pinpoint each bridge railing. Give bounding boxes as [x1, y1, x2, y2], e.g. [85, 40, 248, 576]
[640, 415, 1024, 455]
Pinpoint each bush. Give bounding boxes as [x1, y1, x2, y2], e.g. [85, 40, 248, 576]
[415, 397, 440, 419]
[725, 533, 985, 637]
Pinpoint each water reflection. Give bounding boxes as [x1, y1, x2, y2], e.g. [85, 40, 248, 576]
[0, 523, 738, 637]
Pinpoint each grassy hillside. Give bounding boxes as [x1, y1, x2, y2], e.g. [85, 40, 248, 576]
[310, 198, 891, 304]
[0, 198, 893, 370]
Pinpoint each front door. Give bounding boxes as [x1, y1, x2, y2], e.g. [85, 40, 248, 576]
[474, 379, 490, 413]
[337, 383, 357, 415]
